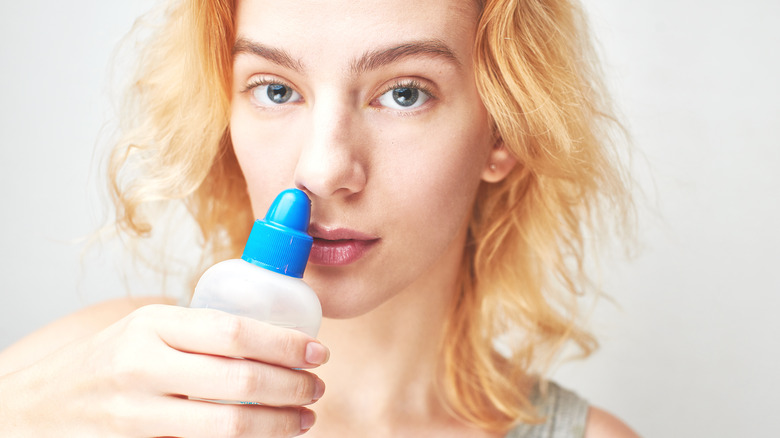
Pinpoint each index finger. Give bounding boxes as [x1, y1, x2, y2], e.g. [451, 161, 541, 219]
[129, 305, 329, 369]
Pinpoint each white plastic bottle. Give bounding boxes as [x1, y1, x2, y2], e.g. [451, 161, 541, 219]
[190, 188, 322, 337]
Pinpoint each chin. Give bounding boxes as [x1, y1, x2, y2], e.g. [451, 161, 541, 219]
[316, 291, 382, 320]
[304, 267, 389, 319]
[304, 262, 421, 321]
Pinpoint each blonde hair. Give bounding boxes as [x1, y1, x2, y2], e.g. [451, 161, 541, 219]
[441, 0, 631, 430]
[109, 0, 245, 267]
[109, 0, 632, 432]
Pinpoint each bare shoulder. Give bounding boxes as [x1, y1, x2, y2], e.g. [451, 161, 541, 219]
[0, 295, 177, 376]
[585, 406, 641, 438]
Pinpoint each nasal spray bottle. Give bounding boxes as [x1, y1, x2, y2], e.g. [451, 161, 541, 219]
[190, 188, 322, 337]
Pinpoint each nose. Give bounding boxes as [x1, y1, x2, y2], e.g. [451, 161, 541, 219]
[294, 95, 367, 200]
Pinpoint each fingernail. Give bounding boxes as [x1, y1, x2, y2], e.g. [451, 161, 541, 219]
[300, 408, 316, 432]
[305, 342, 330, 365]
[312, 378, 325, 402]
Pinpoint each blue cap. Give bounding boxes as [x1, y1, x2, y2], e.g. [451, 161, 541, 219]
[241, 189, 313, 278]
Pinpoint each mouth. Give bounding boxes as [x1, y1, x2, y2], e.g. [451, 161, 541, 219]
[308, 224, 380, 266]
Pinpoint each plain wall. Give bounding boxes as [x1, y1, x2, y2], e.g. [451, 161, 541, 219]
[1, 1, 778, 436]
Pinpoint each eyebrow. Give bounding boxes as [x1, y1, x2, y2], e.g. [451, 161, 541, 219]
[233, 37, 304, 72]
[350, 40, 461, 74]
[232, 37, 461, 75]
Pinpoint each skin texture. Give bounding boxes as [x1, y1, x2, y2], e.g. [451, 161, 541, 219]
[230, 0, 504, 320]
[0, 0, 639, 436]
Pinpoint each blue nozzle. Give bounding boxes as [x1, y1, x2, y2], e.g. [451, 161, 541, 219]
[264, 189, 310, 233]
[242, 189, 313, 278]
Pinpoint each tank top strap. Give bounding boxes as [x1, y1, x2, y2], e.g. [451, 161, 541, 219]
[504, 381, 589, 438]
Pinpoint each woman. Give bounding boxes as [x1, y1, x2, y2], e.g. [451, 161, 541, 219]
[0, 0, 639, 436]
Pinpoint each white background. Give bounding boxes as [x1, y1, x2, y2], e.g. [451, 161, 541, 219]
[1, 1, 778, 436]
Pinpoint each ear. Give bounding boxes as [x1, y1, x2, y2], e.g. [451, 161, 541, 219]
[481, 139, 517, 183]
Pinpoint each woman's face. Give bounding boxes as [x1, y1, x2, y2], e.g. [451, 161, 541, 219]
[230, 0, 507, 318]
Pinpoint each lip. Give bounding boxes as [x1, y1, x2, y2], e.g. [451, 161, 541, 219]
[308, 224, 380, 266]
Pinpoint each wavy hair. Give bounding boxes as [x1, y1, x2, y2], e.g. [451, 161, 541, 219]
[109, 0, 245, 269]
[441, 0, 632, 430]
[108, 0, 632, 432]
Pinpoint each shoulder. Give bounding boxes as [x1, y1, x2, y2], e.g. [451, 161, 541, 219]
[507, 382, 640, 438]
[0, 295, 177, 376]
[585, 407, 640, 438]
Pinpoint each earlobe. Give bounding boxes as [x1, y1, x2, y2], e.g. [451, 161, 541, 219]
[481, 140, 517, 183]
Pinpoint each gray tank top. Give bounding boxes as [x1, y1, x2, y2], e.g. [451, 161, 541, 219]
[504, 382, 589, 438]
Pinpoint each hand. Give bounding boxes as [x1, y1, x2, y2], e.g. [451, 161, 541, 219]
[0, 304, 329, 437]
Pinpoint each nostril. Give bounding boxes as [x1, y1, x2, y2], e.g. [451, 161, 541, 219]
[294, 152, 367, 199]
[294, 184, 316, 204]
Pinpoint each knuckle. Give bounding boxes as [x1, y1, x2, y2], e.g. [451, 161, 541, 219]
[127, 304, 165, 326]
[107, 307, 166, 389]
[275, 330, 301, 361]
[217, 313, 246, 350]
[119, 305, 167, 343]
[285, 410, 303, 437]
[123, 307, 153, 332]
[268, 409, 301, 437]
[219, 406, 250, 438]
[292, 374, 315, 404]
[229, 361, 260, 400]
[110, 349, 154, 392]
[103, 394, 148, 436]
[109, 354, 141, 389]
[105, 341, 146, 390]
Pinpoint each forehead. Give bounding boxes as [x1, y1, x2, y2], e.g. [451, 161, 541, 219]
[234, 0, 480, 68]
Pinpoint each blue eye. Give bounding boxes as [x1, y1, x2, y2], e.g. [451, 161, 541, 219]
[250, 82, 302, 106]
[392, 88, 419, 106]
[267, 84, 294, 103]
[377, 85, 431, 110]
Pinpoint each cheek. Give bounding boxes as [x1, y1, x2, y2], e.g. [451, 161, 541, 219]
[230, 109, 300, 217]
[376, 111, 493, 243]
[391, 111, 492, 196]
